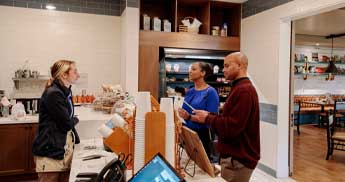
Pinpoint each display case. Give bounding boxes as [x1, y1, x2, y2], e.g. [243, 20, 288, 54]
[159, 48, 232, 103]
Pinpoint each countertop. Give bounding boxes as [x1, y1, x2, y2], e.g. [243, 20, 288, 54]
[0, 106, 111, 125]
[0, 106, 112, 140]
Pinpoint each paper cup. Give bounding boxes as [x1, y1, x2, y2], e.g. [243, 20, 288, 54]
[135, 92, 151, 119]
[98, 124, 113, 138]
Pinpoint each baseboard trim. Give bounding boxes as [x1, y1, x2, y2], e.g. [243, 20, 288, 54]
[257, 162, 276, 178]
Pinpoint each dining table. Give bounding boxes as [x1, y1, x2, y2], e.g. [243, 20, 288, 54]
[300, 101, 334, 127]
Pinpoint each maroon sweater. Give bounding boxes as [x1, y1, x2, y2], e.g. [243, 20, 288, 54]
[206, 78, 260, 169]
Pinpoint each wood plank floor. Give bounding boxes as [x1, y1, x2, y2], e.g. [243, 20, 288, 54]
[292, 125, 345, 182]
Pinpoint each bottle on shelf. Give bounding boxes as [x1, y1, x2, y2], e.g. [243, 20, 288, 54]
[152, 17, 161, 31]
[220, 23, 228, 37]
[163, 19, 171, 32]
[143, 14, 150, 31]
[212, 26, 219, 36]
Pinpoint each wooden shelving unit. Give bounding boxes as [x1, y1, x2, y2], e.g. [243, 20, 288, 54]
[140, 0, 241, 36]
[210, 1, 241, 36]
[139, 0, 241, 99]
[140, 0, 177, 31]
[176, 0, 210, 34]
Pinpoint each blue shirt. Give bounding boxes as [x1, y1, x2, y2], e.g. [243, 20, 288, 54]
[67, 93, 74, 119]
[182, 86, 219, 130]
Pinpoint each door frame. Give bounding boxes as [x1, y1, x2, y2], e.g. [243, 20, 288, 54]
[278, 1, 345, 177]
[288, 21, 295, 176]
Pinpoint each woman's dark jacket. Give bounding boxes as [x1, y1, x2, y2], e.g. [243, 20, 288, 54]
[32, 80, 80, 160]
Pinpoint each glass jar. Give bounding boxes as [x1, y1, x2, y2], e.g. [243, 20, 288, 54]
[212, 26, 219, 36]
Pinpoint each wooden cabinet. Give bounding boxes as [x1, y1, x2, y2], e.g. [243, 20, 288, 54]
[0, 123, 37, 180]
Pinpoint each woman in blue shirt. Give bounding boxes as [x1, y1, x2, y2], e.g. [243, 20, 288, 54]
[178, 62, 219, 159]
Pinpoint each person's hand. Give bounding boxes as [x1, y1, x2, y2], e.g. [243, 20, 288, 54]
[178, 108, 190, 120]
[192, 110, 209, 123]
[73, 116, 79, 126]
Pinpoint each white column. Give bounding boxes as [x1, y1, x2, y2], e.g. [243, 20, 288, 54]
[120, 7, 139, 94]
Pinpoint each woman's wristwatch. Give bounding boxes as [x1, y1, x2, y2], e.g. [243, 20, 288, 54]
[186, 114, 192, 120]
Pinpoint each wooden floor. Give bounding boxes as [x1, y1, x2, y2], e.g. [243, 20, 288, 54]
[292, 125, 345, 182]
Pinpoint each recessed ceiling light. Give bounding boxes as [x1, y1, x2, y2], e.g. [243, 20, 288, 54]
[46, 4, 56, 10]
[316, 43, 320, 46]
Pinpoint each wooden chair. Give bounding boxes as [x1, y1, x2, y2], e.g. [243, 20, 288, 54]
[325, 109, 345, 160]
[320, 111, 329, 127]
[294, 101, 301, 135]
[334, 101, 345, 127]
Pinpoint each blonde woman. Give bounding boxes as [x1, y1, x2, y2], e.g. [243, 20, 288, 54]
[32, 60, 80, 182]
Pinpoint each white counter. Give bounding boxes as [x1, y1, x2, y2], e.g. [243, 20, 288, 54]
[70, 138, 225, 182]
[69, 138, 118, 182]
[73, 106, 112, 140]
[0, 106, 111, 140]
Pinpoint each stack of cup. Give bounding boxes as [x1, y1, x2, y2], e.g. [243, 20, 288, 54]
[160, 97, 175, 165]
[134, 92, 151, 173]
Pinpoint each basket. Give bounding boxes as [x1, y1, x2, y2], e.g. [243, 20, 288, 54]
[178, 17, 199, 34]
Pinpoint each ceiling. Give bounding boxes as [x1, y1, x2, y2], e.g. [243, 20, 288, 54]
[295, 34, 345, 49]
[295, 9, 345, 37]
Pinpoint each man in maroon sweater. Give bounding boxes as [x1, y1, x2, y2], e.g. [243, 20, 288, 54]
[193, 52, 260, 182]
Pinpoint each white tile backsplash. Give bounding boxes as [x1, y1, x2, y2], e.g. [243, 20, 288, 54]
[295, 75, 345, 95]
[0, 6, 122, 97]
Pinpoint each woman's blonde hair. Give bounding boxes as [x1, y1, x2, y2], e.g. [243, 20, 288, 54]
[46, 60, 75, 88]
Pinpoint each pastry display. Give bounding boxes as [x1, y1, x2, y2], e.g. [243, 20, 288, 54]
[111, 99, 136, 137]
[92, 84, 132, 114]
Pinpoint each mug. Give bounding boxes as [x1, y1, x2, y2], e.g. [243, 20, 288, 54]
[213, 65, 219, 74]
[309, 66, 316, 73]
[165, 64, 172, 72]
[173, 64, 180, 72]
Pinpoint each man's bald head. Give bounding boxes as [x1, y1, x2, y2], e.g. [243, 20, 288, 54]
[225, 52, 248, 71]
[223, 52, 249, 80]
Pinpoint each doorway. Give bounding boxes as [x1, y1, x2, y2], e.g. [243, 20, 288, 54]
[287, 4, 345, 182]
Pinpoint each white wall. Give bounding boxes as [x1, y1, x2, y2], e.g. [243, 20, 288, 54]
[295, 75, 345, 95]
[241, 0, 345, 178]
[0, 6, 121, 97]
[260, 122, 277, 170]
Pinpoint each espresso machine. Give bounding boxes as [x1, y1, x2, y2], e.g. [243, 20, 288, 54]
[14, 98, 40, 115]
